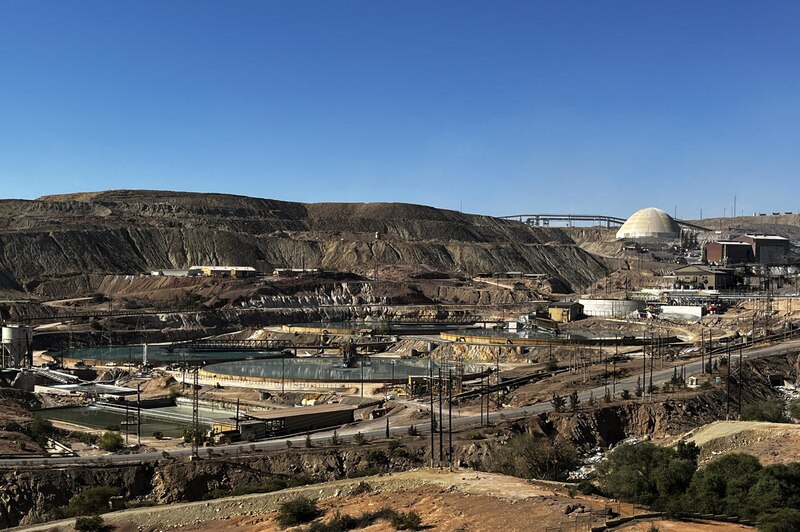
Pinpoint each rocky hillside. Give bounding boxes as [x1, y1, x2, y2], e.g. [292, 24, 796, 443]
[0, 190, 608, 295]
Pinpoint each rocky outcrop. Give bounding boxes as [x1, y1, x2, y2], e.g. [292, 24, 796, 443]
[537, 393, 728, 447]
[0, 446, 424, 527]
[0, 464, 154, 527]
[0, 190, 609, 296]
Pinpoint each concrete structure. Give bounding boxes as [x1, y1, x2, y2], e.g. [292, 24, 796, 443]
[703, 241, 753, 265]
[548, 301, 583, 322]
[1, 325, 32, 368]
[674, 265, 735, 290]
[33, 383, 137, 397]
[188, 265, 257, 278]
[150, 269, 190, 276]
[578, 299, 644, 318]
[658, 305, 705, 320]
[735, 234, 791, 264]
[615, 208, 681, 239]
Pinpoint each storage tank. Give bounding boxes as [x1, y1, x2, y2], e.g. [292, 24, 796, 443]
[2, 325, 33, 367]
[578, 299, 644, 318]
[615, 208, 681, 240]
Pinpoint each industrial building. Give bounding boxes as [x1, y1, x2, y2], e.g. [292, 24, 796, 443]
[703, 241, 753, 265]
[188, 265, 257, 278]
[212, 403, 357, 438]
[674, 265, 735, 290]
[272, 268, 322, 277]
[615, 208, 681, 240]
[548, 301, 583, 323]
[735, 234, 790, 264]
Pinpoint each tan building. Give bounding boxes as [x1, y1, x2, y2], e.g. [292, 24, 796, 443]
[188, 265, 257, 278]
[548, 301, 583, 322]
[674, 265, 735, 290]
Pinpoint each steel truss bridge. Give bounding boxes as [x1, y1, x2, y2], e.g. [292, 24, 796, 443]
[167, 338, 296, 354]
[166, 338, 395, 355]
[500, 213, 710, 232]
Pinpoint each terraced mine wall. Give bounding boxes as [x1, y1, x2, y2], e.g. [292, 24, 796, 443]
[0, 191, 609, 296]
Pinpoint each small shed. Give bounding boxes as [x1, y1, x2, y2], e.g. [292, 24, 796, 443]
[548, 301, 583, 323]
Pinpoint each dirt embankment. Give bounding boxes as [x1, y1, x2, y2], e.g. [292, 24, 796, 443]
[20, 469, 757, 532]
[689, 421, 800, 465]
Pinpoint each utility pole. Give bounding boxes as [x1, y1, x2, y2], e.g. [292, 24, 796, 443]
[429, 364, 434, 468]
[701, 328, 705, 374]
[649, 340, 654, 400]
[738, 344, 743, 418]
[125, 393, 129, 445]
[642, 342, 647, 402]
[192, 365, 200, 459]
[495, 347, 500, 414]
[438, 366, 443, 468]
[479, 375, 484, 426]
[613, 336, 618, 396]
[137, 383, 141, 446]
[448, 369, 453, 469]
[726, 344, 732, 420]
[235, 398, 240, 431]
[484, 375, 489, 425]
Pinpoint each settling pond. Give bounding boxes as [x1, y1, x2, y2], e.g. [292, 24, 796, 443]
[37, 404, 222, 438]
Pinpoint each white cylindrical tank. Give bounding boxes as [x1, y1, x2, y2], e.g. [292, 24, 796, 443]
[578, 299, 644, 318]
[2, 325, 33, 367]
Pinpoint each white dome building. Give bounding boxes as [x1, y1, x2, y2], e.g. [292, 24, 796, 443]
[616, 208, 681, 239]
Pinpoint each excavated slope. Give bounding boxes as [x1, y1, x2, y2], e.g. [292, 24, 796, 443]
[0, 190, 608, 294]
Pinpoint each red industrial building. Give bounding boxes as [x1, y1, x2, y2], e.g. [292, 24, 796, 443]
[703, 241, 753, 265]
[703, 234, 791, 265]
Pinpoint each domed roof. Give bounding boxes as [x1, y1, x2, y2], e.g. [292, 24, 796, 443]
[616, 208, 681, 239]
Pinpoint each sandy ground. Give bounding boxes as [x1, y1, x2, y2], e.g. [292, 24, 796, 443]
[616, 519, 753, 531]
[16, 469, 618, 532]
[688, 420, 800, 465]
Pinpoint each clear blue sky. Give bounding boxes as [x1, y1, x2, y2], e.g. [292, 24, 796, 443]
[1, 1, 799, 219]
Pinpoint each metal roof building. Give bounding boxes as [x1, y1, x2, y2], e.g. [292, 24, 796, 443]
[735, 234, 791, 264]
